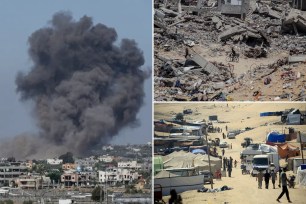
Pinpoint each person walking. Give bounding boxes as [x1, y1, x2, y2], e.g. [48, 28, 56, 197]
[271, 169, 277, 189]
[277, 169, 292, 203]
[227, 160, 232, 177]
[278, 168, 282, 187]
[222, 148, 225, 156]
[257, 170, 263, 189]
[223, 157, 227, 172]
[264, 169, 271, 189]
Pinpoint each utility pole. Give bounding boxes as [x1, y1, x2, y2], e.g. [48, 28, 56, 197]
[299, 131, 305, 164]
[205, 132, 213, 189]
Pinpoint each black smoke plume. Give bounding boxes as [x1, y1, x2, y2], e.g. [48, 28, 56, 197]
[1, 12, 148, 159]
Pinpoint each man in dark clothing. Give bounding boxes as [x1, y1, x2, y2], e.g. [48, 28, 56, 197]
[277, 169, 292, 203]
[271, 169, 277, 189]
[264, 169, 271, 189]
[169, 189, 182, 204]
[222, 148, 225, 156]
[227, 160, 232, 177]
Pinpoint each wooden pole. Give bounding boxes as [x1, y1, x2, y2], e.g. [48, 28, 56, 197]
[205, 133, 213, 189]
[299, 131, 305, 164]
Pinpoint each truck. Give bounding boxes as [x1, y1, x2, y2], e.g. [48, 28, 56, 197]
[251, 153, 279, 176]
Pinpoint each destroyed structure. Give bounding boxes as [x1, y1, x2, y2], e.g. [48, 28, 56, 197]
[154, 0, 306, 101]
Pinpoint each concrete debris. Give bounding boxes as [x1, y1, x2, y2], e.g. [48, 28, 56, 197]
[154, 0, 306, 101]
[288, 55, 306, 63]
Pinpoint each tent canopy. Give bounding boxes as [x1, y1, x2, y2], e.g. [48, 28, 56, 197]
[266, 131, 286, 143]
[277, 143, 300, 159]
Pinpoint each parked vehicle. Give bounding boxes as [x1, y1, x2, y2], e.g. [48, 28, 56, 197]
[241, 137, 253, 148]
[219, 141, 228, 148]
[200, 170, 213, 184]
[251, 153, 279, 176]
[227, 130, 240, 139]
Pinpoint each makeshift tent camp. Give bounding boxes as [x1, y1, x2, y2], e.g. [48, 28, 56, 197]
[277, 143, 300, 159]
[266, 131, 286, 145]
[162, 151, 221, 173]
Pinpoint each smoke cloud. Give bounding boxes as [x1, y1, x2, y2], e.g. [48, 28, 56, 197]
[1, 11, 148, 159]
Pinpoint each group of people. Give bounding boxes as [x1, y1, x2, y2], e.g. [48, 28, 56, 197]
[256, 168, 292, 203]
[256, 169, 277, 189]
[223, 156, 233, 177]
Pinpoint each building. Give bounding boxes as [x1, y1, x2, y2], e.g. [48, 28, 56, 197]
[61, 173, 79, 188]
[62, 163, 77, 171]
[75, 157, 97, 168]
[25, 161, 33, 170]
[16, 175, 51, 189]
[0, 165, 28, 186]
[98, 155, 114, 163]
[98, 168, 140, 185]
[47, 159, 63, 165]
[292, 0, 306, 11]
[218, 0, 250, 20]
[61, 172, 93, 188]
[117, 161, 141, 169]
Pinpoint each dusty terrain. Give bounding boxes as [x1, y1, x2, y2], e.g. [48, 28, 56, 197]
[154, 103, 306, 204]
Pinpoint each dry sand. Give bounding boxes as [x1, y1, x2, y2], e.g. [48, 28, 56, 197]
[154, 103, 306, 204]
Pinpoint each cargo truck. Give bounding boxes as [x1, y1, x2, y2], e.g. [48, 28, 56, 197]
[251, 153, 279, 176]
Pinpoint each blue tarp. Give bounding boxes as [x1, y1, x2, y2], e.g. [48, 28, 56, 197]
[260, 111, 283, 117]
[266, 132, 286, 143]
[192, 149, 206, 154]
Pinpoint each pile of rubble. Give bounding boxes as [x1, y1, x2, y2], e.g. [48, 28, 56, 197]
[154, 0, 306, 101]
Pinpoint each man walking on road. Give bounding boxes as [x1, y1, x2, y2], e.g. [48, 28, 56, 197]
[227, 160, 232, 177]
[257, 170, 263, 189]
[264, 169, 271, 189]
[277, 169, 292, 203]
[271, 169, 277, 189]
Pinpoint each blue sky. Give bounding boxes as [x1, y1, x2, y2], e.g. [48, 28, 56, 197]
[0, 0, 152, 145]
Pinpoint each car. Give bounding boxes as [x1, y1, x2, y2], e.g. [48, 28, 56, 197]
[227, 130, 240, 139]
[219, 141, 228, 148]
[200, 170, 213, 184]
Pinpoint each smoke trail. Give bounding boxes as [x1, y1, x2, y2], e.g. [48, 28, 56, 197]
[1, 11, 148, 159]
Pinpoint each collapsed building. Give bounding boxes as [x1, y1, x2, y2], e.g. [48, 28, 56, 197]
[154, 0, 306, 101]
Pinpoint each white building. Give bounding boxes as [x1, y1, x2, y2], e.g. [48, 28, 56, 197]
[117, 161, 141, 169]
[98, 168, 139, 185]
[98, 155, 114, 163]
[47, 159, 63, 165]
[102, 146, 114, 151]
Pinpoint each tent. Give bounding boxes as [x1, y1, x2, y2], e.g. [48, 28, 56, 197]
[296, 167, 306, 188]
[191, 149, 206, 154]
[154, 156, 164, 175]
[266, 131, 286, 145]
[259, 144, 278, 153]
[277, 143, 300, 159]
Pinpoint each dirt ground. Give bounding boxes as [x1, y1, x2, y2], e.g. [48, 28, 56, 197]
[156, 44, 306, 101]
[154, 103, 306, 204]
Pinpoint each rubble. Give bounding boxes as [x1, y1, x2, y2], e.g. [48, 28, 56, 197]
[154, 0, 306, 101]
